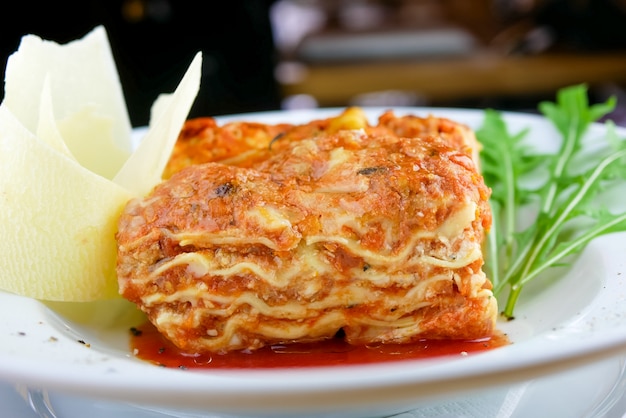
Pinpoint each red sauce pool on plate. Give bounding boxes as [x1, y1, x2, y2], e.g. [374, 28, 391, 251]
[130, 321, 509, 369]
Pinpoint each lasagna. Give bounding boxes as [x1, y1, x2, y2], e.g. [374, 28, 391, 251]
[116, 108, 496, 354]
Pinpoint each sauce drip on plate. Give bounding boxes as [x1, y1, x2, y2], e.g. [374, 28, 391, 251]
[130, 321, 509, 369]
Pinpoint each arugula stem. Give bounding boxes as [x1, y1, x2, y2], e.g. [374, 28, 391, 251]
[497, 235, 533, 291]
[541, 115, 580, 215]
[503, 284, 523, 319]
[487, 201, 501, 288]
[518, 211, 626, 287]
[502, 140, 517, 265]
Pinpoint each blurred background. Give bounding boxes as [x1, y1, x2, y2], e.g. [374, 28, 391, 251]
[3, 0, 626, 126]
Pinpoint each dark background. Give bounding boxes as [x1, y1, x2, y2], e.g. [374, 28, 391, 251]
[3, 0, 626, 127]
[0, 0, 281, 127]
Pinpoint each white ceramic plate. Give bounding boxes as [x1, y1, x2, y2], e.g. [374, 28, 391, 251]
[1, 107, 626, 418]
[7, 354, 626, 417]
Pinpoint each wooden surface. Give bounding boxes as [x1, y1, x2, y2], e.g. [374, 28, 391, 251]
[279, 52, 626, 106]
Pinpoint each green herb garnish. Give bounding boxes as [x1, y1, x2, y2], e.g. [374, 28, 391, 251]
[477, 84, 626, 319]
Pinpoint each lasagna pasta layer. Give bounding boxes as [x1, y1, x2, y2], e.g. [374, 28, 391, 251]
[117, 127, 495, 354]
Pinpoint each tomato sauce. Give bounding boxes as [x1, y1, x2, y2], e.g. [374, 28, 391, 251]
[130, 321, 509, 369]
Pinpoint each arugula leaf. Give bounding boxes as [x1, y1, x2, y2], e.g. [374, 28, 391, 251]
[476, 110, 544, 289]
[478, 84, 626, 319]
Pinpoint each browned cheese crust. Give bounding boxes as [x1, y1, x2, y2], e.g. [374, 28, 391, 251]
[163, 108, 369, 178]
[163, 108, 481, 178]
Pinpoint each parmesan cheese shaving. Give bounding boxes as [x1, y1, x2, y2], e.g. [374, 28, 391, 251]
[0, 105, 133, 301]
[0, 27, 203, 301]
[36, 76, 74, 158]
[113, 52, 202, 196]
[4, 26, 133, 172]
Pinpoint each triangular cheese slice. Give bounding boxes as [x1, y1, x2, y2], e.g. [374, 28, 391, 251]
[3, 26, 132, 179]
[113, 52, 202, 196]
